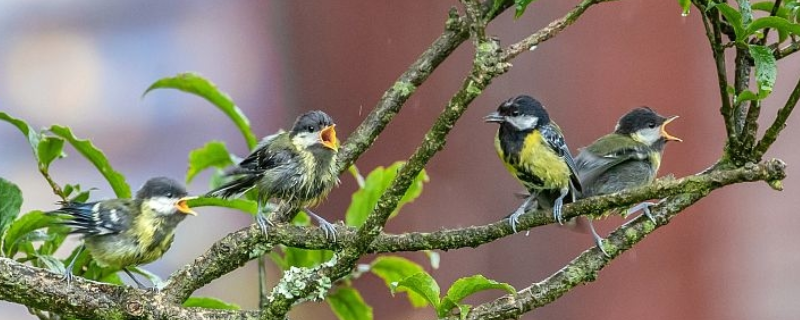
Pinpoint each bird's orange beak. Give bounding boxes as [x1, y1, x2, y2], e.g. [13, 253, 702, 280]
[176, 197, 198, 216]
[320, 125, 338, 150]
[661, 116, 682, 142]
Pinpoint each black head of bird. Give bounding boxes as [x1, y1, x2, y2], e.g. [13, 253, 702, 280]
[289, 110, 339, 155]
[614, 107, 682, 149]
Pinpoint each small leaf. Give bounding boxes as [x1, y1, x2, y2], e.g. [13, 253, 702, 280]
[444, 275, 516, 308]
[38, 225, 70, 256]
[36, 136, 66, 169]
[328, 287, 373, 320]
[35, 254, 66, 274]
[283, 247, 334, 269]
[514, 0, 537, 18]
[712, 3, 745, 41]
[678, 0, 691, 16]
[346, 162, 428, 227]
[0, 112, 40, 157]
[187, 197, 257, 215]
[371, 256, 428, 307]
[0, 178, 23, 241]
[749, 44, 777, 95]
[3, 211, 58, 257]
[745, 16, 800, 39]
[48, 125, 131, 198]
[183, 296, 240, 310]
[390, 272, 441, 310]
[143, 73, 258, 149]
[186, 141, 234, 183]
[735, 90, 760, 103]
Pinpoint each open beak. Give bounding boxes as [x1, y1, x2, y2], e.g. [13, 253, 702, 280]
[660, 116, 682, 142]
[175, 196, 198, 216]
[320, 125, 338, 150]
[484, 112, 504, 123]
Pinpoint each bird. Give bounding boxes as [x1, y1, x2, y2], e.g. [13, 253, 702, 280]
[206, 110, 340, 240]
[485, 95, 582, 233]
[46, 177, 197, 288]
[575, 107, 681, 254]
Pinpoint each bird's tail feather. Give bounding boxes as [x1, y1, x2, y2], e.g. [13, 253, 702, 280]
[206, 175, 260, 199]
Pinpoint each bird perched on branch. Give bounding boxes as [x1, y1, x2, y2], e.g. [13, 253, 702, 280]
[206, 110, 340, 240]
[47, 177, 197, 288]
[575, 107, 681, 254]
[486, 95, 582, 232]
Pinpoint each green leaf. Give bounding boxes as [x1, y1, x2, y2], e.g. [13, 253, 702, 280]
[36, 136, 66, 169]
[678, 0, 691, 16]
[745, 16, 800, 39]
[328, 287, 373, 320]
[346, 162, 428, 227]
[390, 272, 441, 310]
[38, 225, 70, 256]
[48, 125, 131, 198]
[0, 112, 40, 157]
[441, 275, 516, 313]
[711, 3, 745, 41]
[143, 73, 257, 149]
[514, 0, 537, 18]
[0, 178, 23, 241]
[186, 141, 234, 184]
[35, 254, 66, 274]
[187, 197, 257, 215]
[735, 89, 761, 103]
[183, 296, 240, 310]
[371, 256, 429, 307]
[752, 2, 791, 19]
[3, 211, 58, 257]
[749, 44, 778, 95]
[283, 247, 334, 269]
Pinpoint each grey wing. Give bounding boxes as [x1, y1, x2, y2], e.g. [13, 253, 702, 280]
[587, 160, 654, 196]
[575, 147, 650, 197]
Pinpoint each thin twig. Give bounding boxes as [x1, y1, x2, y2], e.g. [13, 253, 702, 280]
[754, 75, 800, 158]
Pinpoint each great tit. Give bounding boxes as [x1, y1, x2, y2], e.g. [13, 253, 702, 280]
[47, 177, 197, 288]
[575, 107, 681, 253]
[486, 95, 582, 232]
[207, 110, 340, 240]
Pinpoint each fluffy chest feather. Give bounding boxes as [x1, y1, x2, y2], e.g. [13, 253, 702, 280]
[495, 130, 570, 191]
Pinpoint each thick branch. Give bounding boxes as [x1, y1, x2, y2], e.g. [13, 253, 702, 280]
[0, 258, 261, 320]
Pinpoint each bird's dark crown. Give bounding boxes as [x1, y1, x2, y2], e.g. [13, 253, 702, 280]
[290, 110, 335, 136]
[135, 177, 188, 199]
[615, 107, 667, 135]
[497, 95, 551, 125]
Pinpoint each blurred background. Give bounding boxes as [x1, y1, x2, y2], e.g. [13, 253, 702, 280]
[1, 1, 798, 319]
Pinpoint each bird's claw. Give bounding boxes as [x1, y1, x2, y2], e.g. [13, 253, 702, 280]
[587, 218, 610, 257]
[305, 209, 337, 242]
[626, 202, 657, 223]
[255, 213, 274, 236]
[508, 212, 522, 234]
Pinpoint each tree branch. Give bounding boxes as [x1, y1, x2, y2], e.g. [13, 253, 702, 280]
[444, 159, 787, 320]
[754, 75, 800, 158]
[699, 5, 737, 147]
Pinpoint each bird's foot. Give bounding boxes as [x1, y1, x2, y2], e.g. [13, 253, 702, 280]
[255, 213, 274, 236]
[587, 218, 610, 257]
[305, 209, 337, 242]
[626, 201, 657, 223]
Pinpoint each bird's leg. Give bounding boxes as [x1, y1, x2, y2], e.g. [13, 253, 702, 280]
[304, 208, 337, 242]
[626, 201, 658, 223]
[123, 268, 151, 291]
[553, 187, 569, 225]
[254, 194, 273, 236]
[63, 245, 84, 287]
[586, 218, 610, 257]
[509, 193, 537, 233]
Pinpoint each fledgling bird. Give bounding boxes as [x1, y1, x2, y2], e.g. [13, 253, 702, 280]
[206, 110, 340, 240]
[575, 107, 681, 253]
[46, 177, 197, 288]
[486, 95, 582, 232]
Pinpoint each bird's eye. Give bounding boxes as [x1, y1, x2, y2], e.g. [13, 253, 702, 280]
[306, 125, 315, 132]
[166, 192, 173, 198]
[511, 110, 520, 117]
[648, 122, 657, 128]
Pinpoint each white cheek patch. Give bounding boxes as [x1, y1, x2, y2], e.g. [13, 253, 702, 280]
[294, 132, 320, 148]
[507, 115, 539, 131]
[147, 197, 178, 216]
[635, 127, 662, 145]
